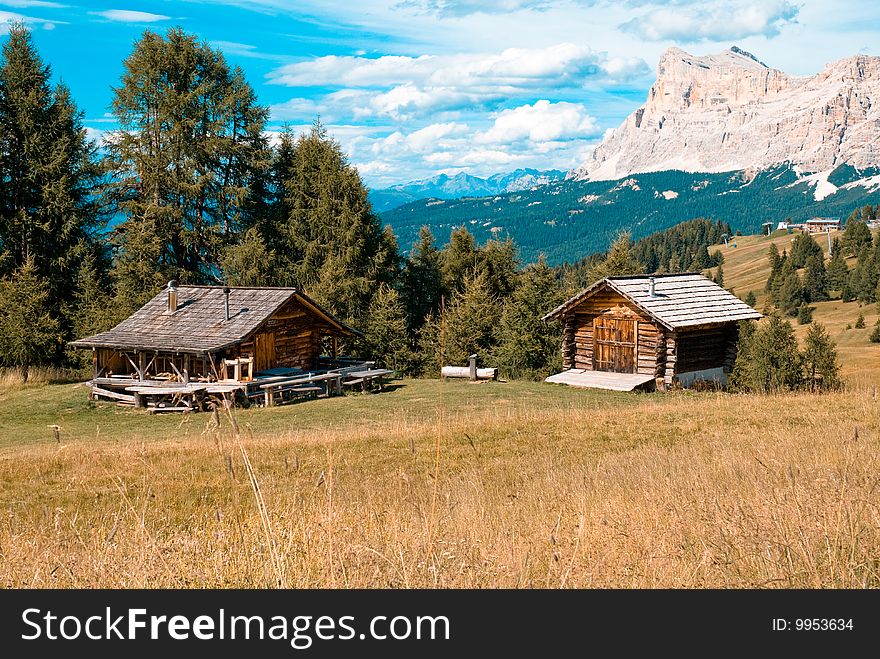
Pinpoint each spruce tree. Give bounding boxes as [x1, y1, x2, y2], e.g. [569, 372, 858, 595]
[777, 271, 804, 316]
[493, 256, 563, 379]
[826, 243, 849, 292]
[713, 264, 724, 288]
[271, 122, 398, 327]
[843, 218, 872, 257]
[219, 227, 275, 286]
[731, 316, 803, 392]
[587, 231, 642, 282]
[441, 226, 479, 294]
[0, 258, 62, 380]
[478, 236, 519, 299]
[744, 290, 757, 307]
[789, 232, 822, 269]
[106, 28, 269, 292]
[766, 243, 783, 292]
[363, 284, 415, 374]
[0, 24, 101, 356]
[400, 226, 444, 332]
[803, 255, 829, 302]
[436, 273, 500, 368]
[801, 322, 840, 391]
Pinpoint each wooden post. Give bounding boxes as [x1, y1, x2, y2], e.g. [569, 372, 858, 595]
[264, 387, 273, 407]
[468, 354, 477, 380]
[92, 349, 98, 380]
[138, 351, 146, 381]
[332, 335, 338, 360]
[183, 354, 190, 385]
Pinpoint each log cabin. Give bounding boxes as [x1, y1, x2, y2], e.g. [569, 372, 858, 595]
[69, 282, 363, 407]
[542, 273, 761, 391]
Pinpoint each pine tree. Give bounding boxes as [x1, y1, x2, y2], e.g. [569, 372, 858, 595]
[271, 122, 398, 327]
[797, 304, 813, 325]
[400, 226, 444, 333]
[801, 322, 840, 391]
[67, 249, 115, 365]
[744, 290, 757, 307]
[869, 320, 880, 343]
[587, 231, 642, 282]
[0, 258, 62, 381]
[105, 28, 269, 288]
[0, 24, 101, 357]
[826, 243, 849, 292]
[363, 284, 416, 374]
[803, 255, 829, 302]
[855, 312, 865, 329]
[478, 236, 519, 299]
[713, 264, 724, 287]
[493, 256, 563, 379]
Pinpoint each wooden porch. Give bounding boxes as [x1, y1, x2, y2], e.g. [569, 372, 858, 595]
[545, 369, 656, 392]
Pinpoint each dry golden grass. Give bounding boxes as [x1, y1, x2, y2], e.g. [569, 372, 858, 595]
[1, 380, 878, 589]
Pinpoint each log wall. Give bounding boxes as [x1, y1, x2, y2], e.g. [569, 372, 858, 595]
[565, 290, 661, 376]
[675, 325, 734, 374]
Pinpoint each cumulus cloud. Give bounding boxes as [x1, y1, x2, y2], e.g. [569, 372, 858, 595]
[476, 100, 600, 144]
[620, 1, 799, 42]
[91, 10, 170, 23]
[396, 0, 557, 17]
[268, 43, 643, 89]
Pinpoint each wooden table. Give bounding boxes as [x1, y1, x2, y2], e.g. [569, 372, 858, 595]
[125, 385, 207, 412]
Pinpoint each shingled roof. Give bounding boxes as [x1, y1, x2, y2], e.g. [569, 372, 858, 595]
[70, 286, 359, 354]
[542, 273, 762, 329]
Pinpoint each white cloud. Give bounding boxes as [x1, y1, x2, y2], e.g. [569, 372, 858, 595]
[620, 1, 799, 42]
[268, 43, 645, 88]
[397, 0, 556, 17]
[1, 1, 66, 7]
[91, 10, 170, 23]
[477, 100, 599, 144]
[0, 9, 60, 31]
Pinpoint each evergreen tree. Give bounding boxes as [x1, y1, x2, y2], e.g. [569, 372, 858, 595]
[869, 320, 880, 343]
[67, 249, 115, 365]
[797, 304, 813, 325]
[777, 271, 804, 316]
[855, 312, 865, 329]
[587, 231, 642, 282]
[441, 225, 479, 294]
[271, 122, 398, 327]
[0, 24, 101, 357]
[478, 236, 519, 299]
[766, 243, 783, 292]
[105, 28, 269, 291]
[744, 290, 757, 307]
[431, 273, 500, 368]
[219, 227, 275, 286]
[850, 244, 878, 303]
[789, 232, 823, 269]
[400, 226, 444, 333]
[493, 256, 563, 379]
[801, 322, 840, 391]
[0, 258, 62, 380]
[826, 242, 849, 292]
[843, 217, 872, 256]
[712, 264, 724, 287]
[363, 284, 416, 374]
[731, 316, 803, 392]
[803, 255, 829, 302]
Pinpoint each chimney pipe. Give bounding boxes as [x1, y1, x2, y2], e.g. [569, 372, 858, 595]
[649, 276, 656, 297]
[167, 280, 178, 313]
[223, 286, 231, 321]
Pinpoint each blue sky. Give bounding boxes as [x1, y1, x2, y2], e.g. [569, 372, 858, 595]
[4, 1, 880, 187]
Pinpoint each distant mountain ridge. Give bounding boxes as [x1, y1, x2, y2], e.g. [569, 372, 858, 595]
[368, 168, 566, 213]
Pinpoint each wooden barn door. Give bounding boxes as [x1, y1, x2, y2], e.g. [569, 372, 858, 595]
[592, 315, 637, 373]
[254, 332, 276, 373]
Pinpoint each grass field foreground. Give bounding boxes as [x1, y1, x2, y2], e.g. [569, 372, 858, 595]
[1, 379, 878, 589]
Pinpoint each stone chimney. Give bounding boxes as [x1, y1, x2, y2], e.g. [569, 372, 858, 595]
[649, 276, 656, 297]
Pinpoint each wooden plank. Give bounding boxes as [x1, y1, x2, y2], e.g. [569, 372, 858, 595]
[90, 387, 136, 404]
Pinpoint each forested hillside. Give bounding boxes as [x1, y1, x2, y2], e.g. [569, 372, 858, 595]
[381, 165, 880, 264]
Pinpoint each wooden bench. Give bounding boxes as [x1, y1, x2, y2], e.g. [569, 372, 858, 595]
[260, 373, 342, 406]
[341, 368, 394, 391]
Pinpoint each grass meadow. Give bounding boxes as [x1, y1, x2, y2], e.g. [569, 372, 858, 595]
[1, 377, 878, 588]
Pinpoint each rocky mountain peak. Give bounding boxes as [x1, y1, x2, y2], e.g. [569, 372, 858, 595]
[573, 47, 880, 181]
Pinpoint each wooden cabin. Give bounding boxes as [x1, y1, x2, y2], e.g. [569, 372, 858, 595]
[70, 282, 362, 405]
[542, 273, 761, 391]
